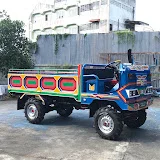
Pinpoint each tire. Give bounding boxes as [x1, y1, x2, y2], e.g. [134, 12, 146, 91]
[57, 107, 73, 117]
[24, 98, 45, 124]
[94, 107, 123, 140]
[125, 110, 147, 128]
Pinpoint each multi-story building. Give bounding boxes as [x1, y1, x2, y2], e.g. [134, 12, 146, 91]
[29, 0, 136, 41]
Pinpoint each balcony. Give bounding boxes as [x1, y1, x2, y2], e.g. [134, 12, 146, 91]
[42, 4, 54, 14]
[54, 19, 65, 28]
[32, 9, 41, 15]
[32, 23, 42, 31]
[64, 16, 79, 27]
[42, 21, 54, 30]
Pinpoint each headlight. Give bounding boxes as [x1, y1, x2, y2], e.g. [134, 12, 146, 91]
[126, 89, 140, 98]
[145, 86, 153, 95]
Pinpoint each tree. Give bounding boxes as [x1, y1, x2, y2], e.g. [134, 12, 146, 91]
[0, 10, 9, 19]
[0, 17, 34, 77]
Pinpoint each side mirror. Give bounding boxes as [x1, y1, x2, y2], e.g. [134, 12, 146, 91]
[128, 49, 133, 64]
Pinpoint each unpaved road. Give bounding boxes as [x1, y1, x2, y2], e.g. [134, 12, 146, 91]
[0, 99, 160, 160]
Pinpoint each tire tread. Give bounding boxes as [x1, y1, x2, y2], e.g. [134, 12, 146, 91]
[94, 107, 123, 140]
[24, 98, 45, 124]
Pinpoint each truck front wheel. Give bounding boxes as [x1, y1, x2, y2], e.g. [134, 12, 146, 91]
[94, 107, 123, 140]
[125, 110, 147, 128]
[24, 98, 45, 124]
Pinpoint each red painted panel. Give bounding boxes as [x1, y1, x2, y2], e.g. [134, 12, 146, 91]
[10, 76, 22, 87]
[25, 77, 38, 89]
[78, 64, 81, 85]
[41, 77, 56, 90]
[60, 78, 76, 91]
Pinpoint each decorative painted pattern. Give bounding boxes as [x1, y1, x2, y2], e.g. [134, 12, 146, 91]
[8, 66, 81, 101]
[117, 82, 152, 103]
[25, 77, 38, 89]
[59, 78, 77, 91]
[41, 77, 56, 90]
[10, 76, 22, 87]
[128, 65, 149, 71]
[81, 93, 120, 100]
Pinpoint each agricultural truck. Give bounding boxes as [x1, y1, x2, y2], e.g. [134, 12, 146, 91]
[8, 59, 153, 140]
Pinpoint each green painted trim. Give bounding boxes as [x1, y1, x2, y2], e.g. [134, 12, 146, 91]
[78, 66, 82, 102]
[8, 89, 80, 101]
[44, 82, 54, 86]
[13, 80, 20, 84]
[63, 82, 73, 87]
[28, 81, 36, 85]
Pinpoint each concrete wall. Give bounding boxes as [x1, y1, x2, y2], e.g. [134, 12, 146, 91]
[33, 32, 160, 66]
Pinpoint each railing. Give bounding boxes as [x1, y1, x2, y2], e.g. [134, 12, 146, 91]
[9, 68, 78, 75]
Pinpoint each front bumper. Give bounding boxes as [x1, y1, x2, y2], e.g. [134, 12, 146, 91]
[128, 98, 153, 111]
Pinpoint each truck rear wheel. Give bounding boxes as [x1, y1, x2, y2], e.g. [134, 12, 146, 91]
[94, 107, 123, 140]
[125, 110, 147, 128]
[57, 107, 73, 117]
[24, 98, 45, 124]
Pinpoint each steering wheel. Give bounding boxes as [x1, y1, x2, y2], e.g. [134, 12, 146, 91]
[105, 60, 121, 81]
[105, 60, 121, 69]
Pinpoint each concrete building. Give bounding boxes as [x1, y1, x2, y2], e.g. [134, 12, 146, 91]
[29, 0, 136, 41]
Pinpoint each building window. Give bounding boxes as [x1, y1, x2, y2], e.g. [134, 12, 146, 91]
[78, 7, 80, 15]
[80, 1, 99, 13]
[80, 4, 90, 12]
[91, 1, 99, 10]
[45, 15, 48, 21]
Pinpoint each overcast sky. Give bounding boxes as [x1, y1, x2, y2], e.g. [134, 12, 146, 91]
[0, 0, 159, 36]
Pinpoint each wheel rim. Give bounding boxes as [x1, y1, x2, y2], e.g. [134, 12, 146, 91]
[98, 115, 114, 134]
[27, 104, 38, 120]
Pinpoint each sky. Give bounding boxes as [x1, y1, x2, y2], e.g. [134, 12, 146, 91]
[0, 0, 159, 36]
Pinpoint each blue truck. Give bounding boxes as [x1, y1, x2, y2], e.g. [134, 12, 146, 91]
[8, 58, 153, 140]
